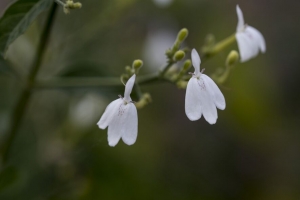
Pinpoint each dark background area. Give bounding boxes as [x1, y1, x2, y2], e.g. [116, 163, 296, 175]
[1, 0, 300, 199]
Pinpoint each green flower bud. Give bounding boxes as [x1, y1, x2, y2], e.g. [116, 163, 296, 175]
[73, 2, 82, 8]
[183, 59, 192, 70]
[226, 50, 239, 67]
[165, 49, 172, 57]
[66, 0, 73, 7]
[132, 59, 143, 70]
[173, 50, 185, 61]
[125, 66, 132, 74]
[177, 28, 188, 43]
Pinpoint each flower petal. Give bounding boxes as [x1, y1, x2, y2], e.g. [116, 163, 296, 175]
[97, 98, 122, 129]
[124, 74, 136, 101]
[198, 77, 218, 124]
[121, 103, 138, 145]
[191, 49, 201, 75]
[185, 77, 202, 121]
[202, 74, 226, 110]
[246, 26, 266, 53]
[236, 5, 245, 32]
[108, 102, 138, 146]
[236, 31, 259, 62]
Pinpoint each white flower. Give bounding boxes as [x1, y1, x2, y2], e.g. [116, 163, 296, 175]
[185, 49, 226, 124]
[235, 5, 266, 62]
[97, 74, 138, 147]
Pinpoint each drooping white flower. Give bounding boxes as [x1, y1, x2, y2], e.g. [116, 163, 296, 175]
[97, 74, 138, 147]
[185, 49, 226, 124]
[235, 5, 266, 62]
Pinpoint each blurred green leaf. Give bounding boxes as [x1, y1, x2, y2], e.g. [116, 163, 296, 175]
[0, 166, 19, 192]
[0, 0, 52, 57]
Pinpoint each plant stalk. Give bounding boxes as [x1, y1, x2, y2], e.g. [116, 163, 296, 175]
[0, 3, 57, 165]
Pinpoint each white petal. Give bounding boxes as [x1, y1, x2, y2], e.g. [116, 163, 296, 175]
[108, 102, 138, 146]
[185, 78, 202, 121]
[236, 31, 259, 62]
[246, 26, 266, 53]
[236, 5, 245, 32]
[202, 74, 226, 110]
[124, 74, 136, 101]
[191, 49, 201, 75]
[97, 99, 122, 129]
[198, 77, 218, 124]
[121, 103, 138, 145]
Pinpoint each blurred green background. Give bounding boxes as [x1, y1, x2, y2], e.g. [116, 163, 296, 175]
[1, 0, 300, 199]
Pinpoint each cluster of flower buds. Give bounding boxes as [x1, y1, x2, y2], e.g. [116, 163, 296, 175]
[121, 59, 143, 84]
[55, 0, 82, 14]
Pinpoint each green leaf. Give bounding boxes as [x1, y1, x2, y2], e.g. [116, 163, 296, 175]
[0, 0, 53, 57]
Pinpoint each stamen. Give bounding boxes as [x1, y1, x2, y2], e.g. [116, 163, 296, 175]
[118, 95, 123, 99]
[201, 68, 205, 73]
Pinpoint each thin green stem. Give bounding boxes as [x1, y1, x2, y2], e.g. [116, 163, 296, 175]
[202, 34, 236, 60]
[34, 73, 159, 89]
[159, 62, 174, 78]
[211, 66, 231, 84]
[0, 4, 57, 165]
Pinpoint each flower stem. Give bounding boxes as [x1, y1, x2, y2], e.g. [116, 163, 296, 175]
[159, 62, 174, 78]
[0, 3, 57, 165]
[202, 34, 236, 59]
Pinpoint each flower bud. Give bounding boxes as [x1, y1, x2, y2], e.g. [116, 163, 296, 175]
[132, 59, 143, 70]
[66, 0, 73, 7]
[183, 59, 191, 70]
[125, 66, 132, 74]
[73, 2, 82, 8]
[165, 49, 172, 57]
[173, 50, 185, 61]
[226, 50, 239, 67]
[177, 28, 188, 43]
